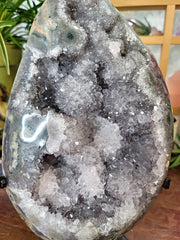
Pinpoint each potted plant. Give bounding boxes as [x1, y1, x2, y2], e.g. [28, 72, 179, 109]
[170, 131, 180, 168]
[0, 0, 44, 154]
[127, 18, 163, 36]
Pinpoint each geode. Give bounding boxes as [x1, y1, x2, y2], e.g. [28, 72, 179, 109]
[2, 0, 173, 239]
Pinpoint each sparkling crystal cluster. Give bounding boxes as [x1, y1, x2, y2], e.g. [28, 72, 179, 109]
[3, 0, 173, 239]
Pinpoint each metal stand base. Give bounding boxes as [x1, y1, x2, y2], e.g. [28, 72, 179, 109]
[113, 236, 128, 240]
[117, 236, 128, 240]
[119, 236, 128, 240]
[0, 162, 8, 188]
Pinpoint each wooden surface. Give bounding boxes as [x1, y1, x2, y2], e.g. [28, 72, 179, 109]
[0, 167, 179, 240]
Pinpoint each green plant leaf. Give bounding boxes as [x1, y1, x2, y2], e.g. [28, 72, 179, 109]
[169, 155, 180, 168]
[27, 0, 32, 8]
[170, 156, 177, 163]
[174, 141, 180, 149]
[11, 0, 27, 12]
[0, 20, 14, 28]
[8, 35, 24, 49]
[172, 149, 180, 154]
[177, 133, 180, 142]
[0, 32, 10, 75]
[0, 0, 44, 77]
[128, 18, 151, 36]
[0, 0, 44, 43]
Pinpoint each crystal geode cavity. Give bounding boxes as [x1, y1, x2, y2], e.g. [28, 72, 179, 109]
[2, 0, 173, 239]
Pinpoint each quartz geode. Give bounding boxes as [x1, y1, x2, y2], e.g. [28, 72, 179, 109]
[2, 0, 173, 239]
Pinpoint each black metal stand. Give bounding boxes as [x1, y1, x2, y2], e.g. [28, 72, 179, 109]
[162, 177, 171, 189]
[112, 236, 128, 240]
[0, 176, 7, 188]
[119, 236, 128, 240]
[0, 162, 8, 188]
[0, 161, 2, 176]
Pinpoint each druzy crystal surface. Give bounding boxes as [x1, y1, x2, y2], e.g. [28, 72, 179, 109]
[3, 0, 173, 239]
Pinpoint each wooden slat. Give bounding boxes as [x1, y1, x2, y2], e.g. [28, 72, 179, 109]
[113, 1, 180, 79]
[116, 6, 166, 11]
[139, 36, 164, 45]
[111, 0, 180, 7]
[117, 5, 180, 11]
[160, 5, 176, 78]
[139, 36, 180, 45]
[171, 36, 180, 44]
